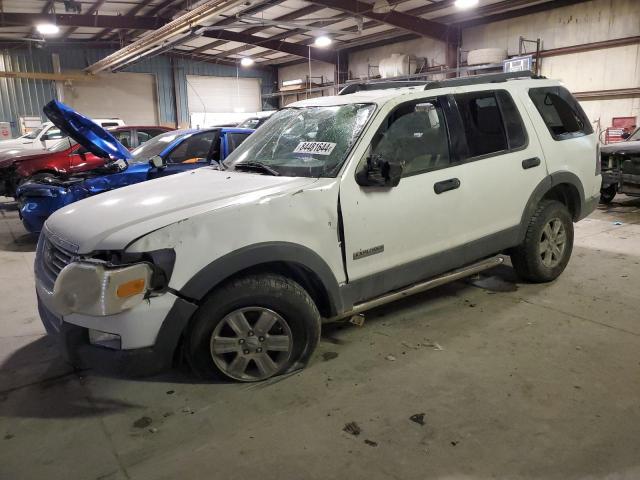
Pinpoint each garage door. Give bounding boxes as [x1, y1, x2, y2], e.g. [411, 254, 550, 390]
[62, 72, 159, 125]
[186, 75, 261, 126]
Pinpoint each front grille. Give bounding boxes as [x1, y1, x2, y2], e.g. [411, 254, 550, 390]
[36, 233, 76, 291]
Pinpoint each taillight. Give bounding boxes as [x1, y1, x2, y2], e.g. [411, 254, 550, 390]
[595, 143, 601, 175]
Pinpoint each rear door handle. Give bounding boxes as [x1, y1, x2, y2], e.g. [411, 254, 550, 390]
[522, 157, 541, 169]
[434, 178, 461, 194]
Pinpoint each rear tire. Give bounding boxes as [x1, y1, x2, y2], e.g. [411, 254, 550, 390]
[510, 200, 574, 283]
[186, 273, 321, 382]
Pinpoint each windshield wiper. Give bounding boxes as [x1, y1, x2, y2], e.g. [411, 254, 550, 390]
[233, 161, 280, 176]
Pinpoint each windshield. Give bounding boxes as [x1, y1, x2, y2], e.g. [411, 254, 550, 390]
[628, 128, 640, 142]
[129, 130, 186, 163]
[224, 104, 376, 177]
[21, 126, 44, 140]
[47, 138, 77, 152]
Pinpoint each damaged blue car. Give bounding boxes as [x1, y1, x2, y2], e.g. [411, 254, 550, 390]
[17, 100, 254, 233]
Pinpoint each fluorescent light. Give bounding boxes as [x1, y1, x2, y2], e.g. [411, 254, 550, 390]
[282, 79, 303, 87]
[454, 0, 479, 8]
[240, 57, 254, 67]
[314, 36, 332, 48]
[36, 23, 59, 35]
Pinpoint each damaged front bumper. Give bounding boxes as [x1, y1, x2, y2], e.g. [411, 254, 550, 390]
[37, 286, 197, 376]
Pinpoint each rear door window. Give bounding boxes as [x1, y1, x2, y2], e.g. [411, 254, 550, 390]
[495, 90, 527, 150]
[528, 86, 593, 140]
[113, 130, 132, 149]
[454, 91, 508, 158]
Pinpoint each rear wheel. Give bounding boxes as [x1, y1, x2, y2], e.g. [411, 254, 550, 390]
[186, 273, 321, 382]
[600, 184, 616, 204]
[510, 200, 574, 283]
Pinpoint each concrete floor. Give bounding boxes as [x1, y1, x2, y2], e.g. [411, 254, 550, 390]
[1, 196, 639, 480]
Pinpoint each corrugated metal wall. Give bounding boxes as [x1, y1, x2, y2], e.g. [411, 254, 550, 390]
[0, 47, 276, 135]
[0, 50, 57, 136]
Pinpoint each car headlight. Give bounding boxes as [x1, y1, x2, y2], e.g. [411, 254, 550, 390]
[52, 262, 153, 316]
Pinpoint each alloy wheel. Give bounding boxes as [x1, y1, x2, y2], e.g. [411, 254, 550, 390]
[539, 218, 567, 268]
[209, 307, 292, 381]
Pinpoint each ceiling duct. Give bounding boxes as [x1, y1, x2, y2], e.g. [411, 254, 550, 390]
[85, 0, 246, 74]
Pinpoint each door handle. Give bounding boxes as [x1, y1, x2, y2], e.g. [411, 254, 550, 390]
[433, 178, 461, 194]
[522, 157, 541, 169]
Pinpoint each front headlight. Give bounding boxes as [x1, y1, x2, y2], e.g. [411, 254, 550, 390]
[52, 262, 153, 316]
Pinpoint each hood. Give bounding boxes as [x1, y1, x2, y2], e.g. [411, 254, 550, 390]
[0, 148, 51, 168]
[601, 140, 640, 156]
[43, 100, 132, 161]
[45, 168, 318, 253]
[0, 138, 35, 151]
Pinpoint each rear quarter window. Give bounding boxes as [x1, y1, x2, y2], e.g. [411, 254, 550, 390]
[528, 86, 593, 141]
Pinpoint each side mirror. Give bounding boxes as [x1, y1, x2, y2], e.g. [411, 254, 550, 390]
[149, 155, 165, 169]
[355, 153, 402, 187]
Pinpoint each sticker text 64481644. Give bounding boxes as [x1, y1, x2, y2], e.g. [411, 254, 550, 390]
[293, 141, 337, 156]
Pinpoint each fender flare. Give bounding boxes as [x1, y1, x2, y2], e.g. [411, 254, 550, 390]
[179, 242, 344, 315]
[518, 171, 586, 242]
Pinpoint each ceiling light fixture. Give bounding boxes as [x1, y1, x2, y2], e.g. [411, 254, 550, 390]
[372, 0, 392, 14]
[314, 36, 332, 48]
[454, 0, 479, 9]
[240, 57, 254, 67]
[36, 23, 60, 35]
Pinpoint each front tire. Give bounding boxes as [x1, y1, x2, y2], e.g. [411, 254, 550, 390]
[510, 200, 574, 283]
[186, 273, 321, 382]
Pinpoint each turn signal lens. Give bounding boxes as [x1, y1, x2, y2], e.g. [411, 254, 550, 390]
[116, 278, 146, 298]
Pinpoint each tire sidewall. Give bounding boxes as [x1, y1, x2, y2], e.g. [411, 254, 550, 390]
[187, 275, 320, 382]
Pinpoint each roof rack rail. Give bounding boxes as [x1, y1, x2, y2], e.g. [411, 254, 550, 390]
[338, 81, 430, 95]
[339, 71, 544, 95]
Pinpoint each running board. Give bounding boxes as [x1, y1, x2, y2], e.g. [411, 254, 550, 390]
[327, 256, 504, 323]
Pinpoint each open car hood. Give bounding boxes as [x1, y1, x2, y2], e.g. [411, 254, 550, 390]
[43, 100, 132, 161]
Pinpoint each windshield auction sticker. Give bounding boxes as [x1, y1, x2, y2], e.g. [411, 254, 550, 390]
[294, 141, 337, 156]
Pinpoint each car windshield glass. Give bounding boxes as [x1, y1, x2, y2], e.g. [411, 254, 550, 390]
[628, 128, 640, 142]
[129, 131, 186, 163]
[21, 127, 44, 140]
[223, 103, 376, 177]
[47, 138, 77, 152]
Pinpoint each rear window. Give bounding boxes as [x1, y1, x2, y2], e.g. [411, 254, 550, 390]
[528, 86, 592, 140]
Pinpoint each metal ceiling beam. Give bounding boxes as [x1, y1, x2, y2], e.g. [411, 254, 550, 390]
[92, 0, 159, 40]
[86, 0, 249, 73]
[201, 30, 338, 63]
[305, 0, 449, 41]
[63, 0, 108, 39]
[0, 12, 169, 29]
[189, 2, 322, 55]
[455, 0, 593, 28]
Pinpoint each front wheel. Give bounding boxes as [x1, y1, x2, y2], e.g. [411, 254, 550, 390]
[599, 184, 616, 204]
[510, 200, 574, 283]
[186, 273, 321, 382]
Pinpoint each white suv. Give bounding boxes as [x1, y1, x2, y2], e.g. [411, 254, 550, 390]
[35, 72, 600, 382]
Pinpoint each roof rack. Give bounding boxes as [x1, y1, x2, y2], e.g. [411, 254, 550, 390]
[338, 70, 544, 96]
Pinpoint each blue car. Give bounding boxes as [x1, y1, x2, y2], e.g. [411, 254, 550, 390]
[17, 101, 254, 233]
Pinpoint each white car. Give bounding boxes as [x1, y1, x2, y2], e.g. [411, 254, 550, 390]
[0, 118, 125, 153]
[35, 72, 600, 382]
